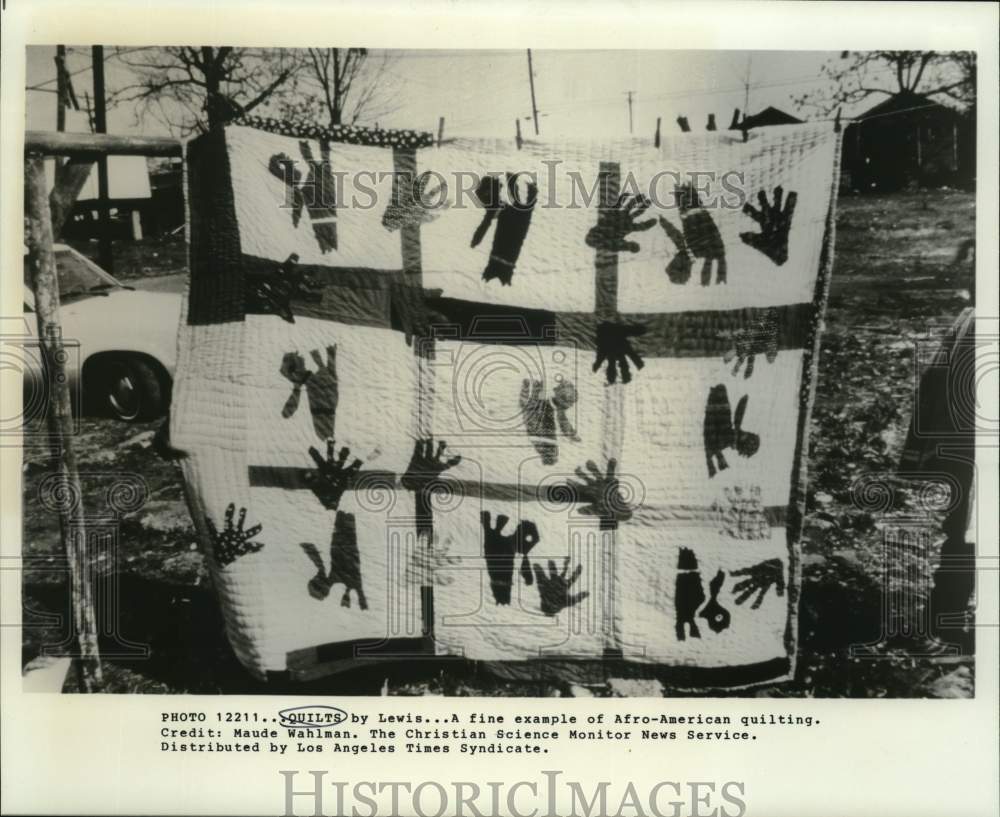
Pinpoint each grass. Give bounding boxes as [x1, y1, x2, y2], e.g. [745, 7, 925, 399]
[23, 190, 976, 697]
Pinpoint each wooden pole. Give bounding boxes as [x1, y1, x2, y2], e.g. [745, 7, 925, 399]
[92, 45, 113, 273]
[24, 154, 103, 692]
[743, 55, 752, 123]
[25, 130, 182, 157]
[50, 159, 95, 238]
[526, 49, 539, 136]
[55, 46, 67, 134]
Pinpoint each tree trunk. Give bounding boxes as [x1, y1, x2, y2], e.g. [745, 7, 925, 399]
[331, 48, 342, 125]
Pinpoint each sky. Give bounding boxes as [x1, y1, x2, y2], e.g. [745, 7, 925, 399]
[24, 47, 905, 140]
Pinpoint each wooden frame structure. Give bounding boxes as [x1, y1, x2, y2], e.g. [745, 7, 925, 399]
[23, 131, 182, 691]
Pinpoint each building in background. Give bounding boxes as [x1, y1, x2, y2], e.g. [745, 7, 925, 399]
[738, 105, 803, 129]
[841, 91, 974, 192]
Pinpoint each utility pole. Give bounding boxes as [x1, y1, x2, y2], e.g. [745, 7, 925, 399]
[526, 49, 539, 136]
[55, 46, 68, 133]
[743, 55, 752, 121]
[92, 45, 113, 273]
[625, 90, 635, 134]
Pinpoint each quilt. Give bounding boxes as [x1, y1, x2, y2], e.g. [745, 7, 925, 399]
[171, 115, 842, 688]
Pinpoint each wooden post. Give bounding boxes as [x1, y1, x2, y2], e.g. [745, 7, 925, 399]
[526, 49, 539, 136]
[437, 116, 445, 147]
[50, 159, 95, 238]
[654, 117, 661, 148]
[515, 118, 523, 150]
[55, 46, 68, 134]
[24, 154, 103, 692]
[25, 130, 182, 157]
[92, 45, 114, 273]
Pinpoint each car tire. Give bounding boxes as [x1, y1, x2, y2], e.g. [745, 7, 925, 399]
[100, 357, 164, 421]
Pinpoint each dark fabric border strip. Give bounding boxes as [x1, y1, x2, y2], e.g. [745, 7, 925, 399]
[783, 128, 845, 665]
[247, 465, 787, 525]
[186, 128, 245, 326]
[278, 649, 790, 691]
[228, 253, 816, 361]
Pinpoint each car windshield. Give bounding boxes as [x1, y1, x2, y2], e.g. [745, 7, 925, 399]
[25, 249, 122, 302]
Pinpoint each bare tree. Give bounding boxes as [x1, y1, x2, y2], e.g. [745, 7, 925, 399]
[109, 47, 304, 135]
[279, 48, 400, 127]
[796, 51, 976, 116]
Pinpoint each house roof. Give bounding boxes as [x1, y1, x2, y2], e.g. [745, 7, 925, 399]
[729, 106, 803, 130]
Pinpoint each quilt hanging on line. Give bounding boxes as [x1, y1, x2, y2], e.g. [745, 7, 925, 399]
[172, 116, 842, 687]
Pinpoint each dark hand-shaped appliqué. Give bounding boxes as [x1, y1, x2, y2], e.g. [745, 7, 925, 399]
[566, 458, 633, 530]
[280, 345, 339, 441]
[382, 170, 447, 232]
[740, 186, 797, 266]
[268, 140, 338, 253]
[721, 308, 779, 379]
[249, 253, 325, 323]
[302, 541, 333, 600]
[674, 547, 705, 641]
[481, 511, 540, 605]
[269, 154, 305, 227]
[698, 569, 731, 633]
[732, 395, 760, 459]
[703, 385, 760, 477]
[519, 378, 581, 466]
[533, 557, 589, 616]
[300, 510, 367, 609]
[520, 379, 557, 465]
[551, 380, 581, 442]
[206, 503, 264, 567]
[659, 183, 727, 285]
[470, 173, 538, 286]
[305, 440, 363, 510]
[593, 321, 646, 385]
[585, 192, 656, 254]
[731, 558, 785, 609]
[401, 437, 462, 492]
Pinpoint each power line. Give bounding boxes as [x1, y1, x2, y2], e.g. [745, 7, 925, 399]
[26, 46, 149, 91]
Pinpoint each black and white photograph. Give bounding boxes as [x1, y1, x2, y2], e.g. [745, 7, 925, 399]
[2, 2, 998, 815]
[17, 42, 982, 697]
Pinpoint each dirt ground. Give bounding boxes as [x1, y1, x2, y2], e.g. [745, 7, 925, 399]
[22, 190, 977, 697]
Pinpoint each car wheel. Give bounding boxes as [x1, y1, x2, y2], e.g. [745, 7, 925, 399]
[101, 357, 164, 421]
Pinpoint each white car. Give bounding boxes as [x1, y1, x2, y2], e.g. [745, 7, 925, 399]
[22, 244, 183, 421]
